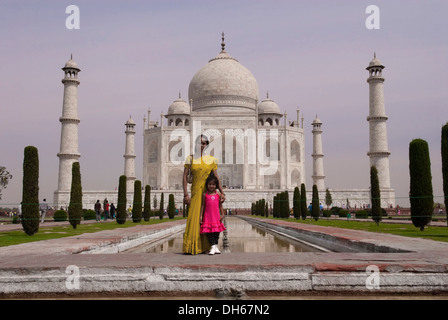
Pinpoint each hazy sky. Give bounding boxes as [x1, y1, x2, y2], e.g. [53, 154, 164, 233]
[1, 0, 447, 207]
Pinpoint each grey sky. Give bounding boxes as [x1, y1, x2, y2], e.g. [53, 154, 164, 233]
[1, 0, 447, 207]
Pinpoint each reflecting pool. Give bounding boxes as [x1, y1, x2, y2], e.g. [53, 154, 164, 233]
[122, 217, 324, 253]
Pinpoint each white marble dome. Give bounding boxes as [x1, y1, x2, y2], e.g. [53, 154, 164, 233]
[368, 54, 384, 68]
[258, 97, 281, 114]
[63, 57, 80, 71]
[188, 49, 259, 113]
[312, 116, 322, 125]
[168, 96, 190, 115]
[126, 116, 135, 125]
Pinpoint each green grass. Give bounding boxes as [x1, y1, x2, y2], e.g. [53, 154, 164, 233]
[0, 217, 185, 247]
[257, 216, 448, 243]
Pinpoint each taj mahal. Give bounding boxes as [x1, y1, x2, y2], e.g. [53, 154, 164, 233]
[53, 35, 395, 210]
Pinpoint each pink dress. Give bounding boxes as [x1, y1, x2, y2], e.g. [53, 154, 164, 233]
[200, 192, 226, 234]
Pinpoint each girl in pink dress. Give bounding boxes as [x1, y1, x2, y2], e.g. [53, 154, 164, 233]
[200, 174, 226, 255]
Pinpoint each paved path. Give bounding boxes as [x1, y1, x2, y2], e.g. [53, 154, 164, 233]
[0, 219, 117, 232]
[0, 216, 447, 297]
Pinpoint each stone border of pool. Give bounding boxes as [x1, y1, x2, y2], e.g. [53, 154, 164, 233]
[1, 217, 448, 297]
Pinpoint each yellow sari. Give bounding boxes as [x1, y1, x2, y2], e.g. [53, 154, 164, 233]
[183, 155, 218, 254]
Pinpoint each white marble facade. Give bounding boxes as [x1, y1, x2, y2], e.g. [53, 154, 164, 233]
[143, 40, 306, 201]
[54, 40, 395, 210]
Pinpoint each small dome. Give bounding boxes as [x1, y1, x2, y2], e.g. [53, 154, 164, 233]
[168, 97, 190, 115]
[258, 97, 281, 114]
[367, 54, 384, 69]
[312, 115, 322, 124]
[126, 117, 135, 125]
[63, 55, 80, 71]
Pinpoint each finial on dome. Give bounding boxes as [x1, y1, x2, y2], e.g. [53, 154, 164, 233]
[374, 52, 376, 59]
[179, 91, 181, 99]
[266, 91, 269, 99]
[221, 32, 226, 52]
[71, 53, 73, 60]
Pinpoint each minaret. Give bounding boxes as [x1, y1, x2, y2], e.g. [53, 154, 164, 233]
[124, 116, 136, 191]
[56, 56, 81, 194]
[312, 115, 325, 191]
[367, 54, 391, 190]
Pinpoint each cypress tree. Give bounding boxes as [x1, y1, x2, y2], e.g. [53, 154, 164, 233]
[159, 193, 164, 220]
[312, 185, 320, 221]
[132, 180, 142, 223]
[325, 188, 332, 210]
[68, 162, 82, 229]
[116, 175, 127, 224]
[21, 146, 39, 236]
[300, 183, 307, 220]
[370, 166, 382, 225]
[293, 186, 301, 219]
[143, 185, 151, 221]
[168, 194, 175, 219]
[409, 139, 434, 231]
[279, 193, 285, 218]
[283, 191, 290, 218]
[278, 193, 284, 218]
[273, 195, 278, 218]
[442, 123, 448, 225]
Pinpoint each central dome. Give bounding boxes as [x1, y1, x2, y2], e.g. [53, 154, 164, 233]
[188, 40, 259, 113]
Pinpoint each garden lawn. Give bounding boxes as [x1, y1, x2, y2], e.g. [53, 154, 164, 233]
[261, 216, 448, 243]
[0, 217, 185, 247]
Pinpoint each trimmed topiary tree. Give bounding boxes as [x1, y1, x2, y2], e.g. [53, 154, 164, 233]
[143, 185, 151, 222]
[68, 162, 82, 229]
[168, 194, 175, 219]
[272, 195, 278, 218]
[325, 188, 332, 210]
[54, 210, 68, 222]
[132, 180, 142, 223]
[159, 193, 164, 220]
[116, 175, 127, 224]
[370, 166, 382, 225]
[278, 192, 285, 218]
[283, 191, 290, 218]
[300, 183, 307, 220]
[21, 146, 40, 236]
[83, 209, 96, 221]
[185, 203, 189, 218]
[442, 123, 448, 226]
[409, 139, 434, 231]
[293, 187, 301, 219]
[311, 184, 320, 221]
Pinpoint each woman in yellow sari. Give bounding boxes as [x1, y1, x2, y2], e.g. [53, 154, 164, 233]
[183, 135, 226, 254]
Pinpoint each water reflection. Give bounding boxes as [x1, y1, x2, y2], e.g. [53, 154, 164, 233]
[123, 217, 322, 254]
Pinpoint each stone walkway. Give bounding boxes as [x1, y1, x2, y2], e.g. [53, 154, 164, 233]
[0, 216, 447, 297]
